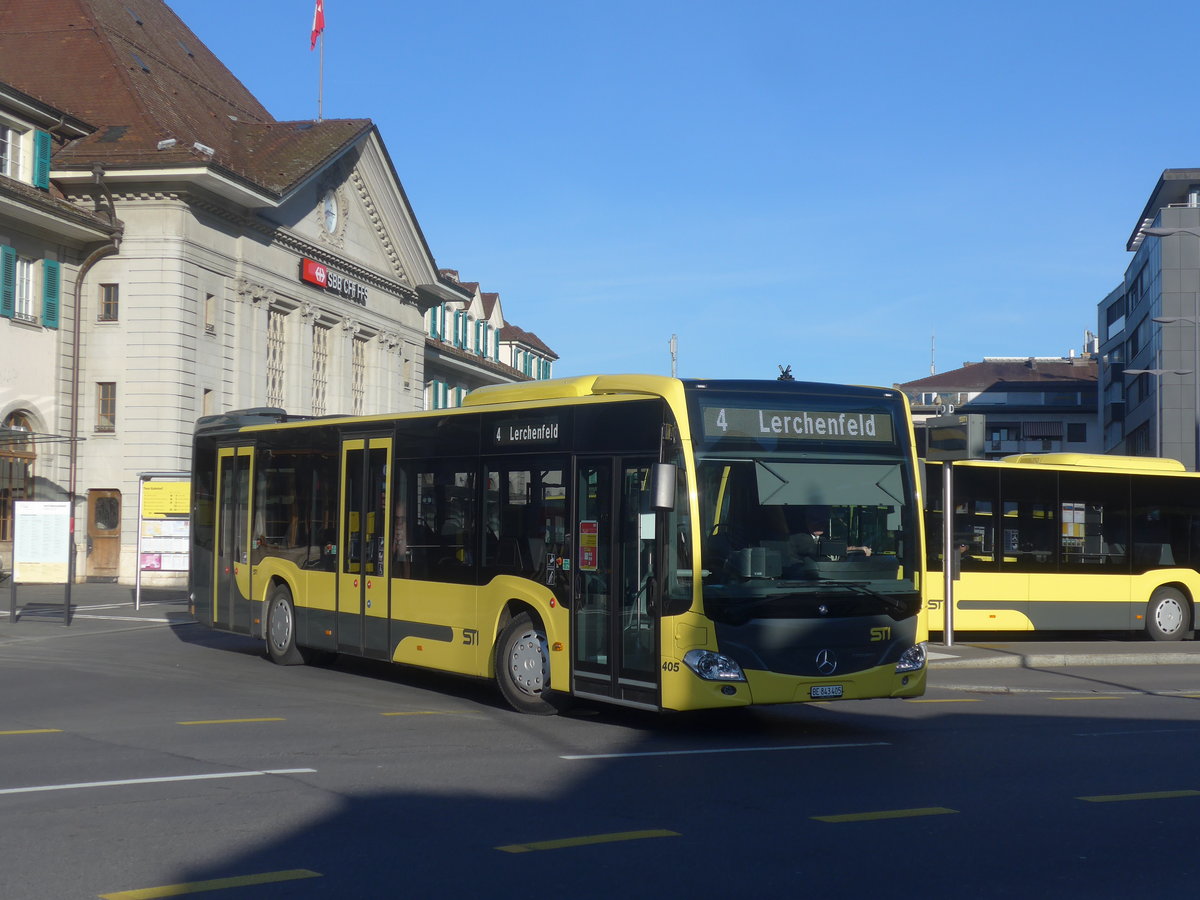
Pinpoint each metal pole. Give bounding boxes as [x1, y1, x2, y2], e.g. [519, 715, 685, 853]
[135, 476, 144, 611]
[1193, 291, 1199, 470]
[942, 460, 955, 647]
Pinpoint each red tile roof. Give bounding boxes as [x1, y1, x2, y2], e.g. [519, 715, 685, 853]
[0, 0, 370, 197]
[501, 321, 558, 359]
[897, 358, 1097, 391]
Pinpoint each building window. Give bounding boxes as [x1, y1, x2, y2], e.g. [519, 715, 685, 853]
[266, 309, 286, 408]
[0, 411, 35, 542]
[988, 425, 1018, 442]
[311, 322, 328, 416]
[1105, 298, 1126, 341]
[1127, 421, 1151, 456]
[96, 382, 116, 432]
[1044, 391, 1080, 406]
[351, 336, 366, 415]
[204, 292, 215, 334]
[1067, 423, 1087, 443]
[0, 123, 22, 179]
[99, 284, 119, 322]
[13, 256, 34, 322]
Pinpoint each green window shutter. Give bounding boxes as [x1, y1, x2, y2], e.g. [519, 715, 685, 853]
[33, 130, 51, 190]
[0, 245, 15, 318]
[42, 259, 61, 329]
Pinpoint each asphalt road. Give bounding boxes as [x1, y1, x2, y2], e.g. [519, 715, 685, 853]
[2, 588, 1200, 898]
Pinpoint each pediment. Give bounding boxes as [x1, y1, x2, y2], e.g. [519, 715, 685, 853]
[265, 131, 444, 292]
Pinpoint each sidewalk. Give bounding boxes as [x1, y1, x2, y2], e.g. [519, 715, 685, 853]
[3, 580, 1200, 668]
[0, 579, 193, 638]
[927, 634, 1200, 669]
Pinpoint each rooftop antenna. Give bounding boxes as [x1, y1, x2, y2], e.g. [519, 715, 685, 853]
[669, 334, 678, 377]
[930, 331, 936, 375]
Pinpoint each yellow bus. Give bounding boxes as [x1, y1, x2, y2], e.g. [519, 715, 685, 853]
[925, 453, 1200, 640]
[190, 375, 928, 714]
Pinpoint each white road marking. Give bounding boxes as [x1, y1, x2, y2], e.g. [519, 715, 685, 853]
[561, 741, 889, 760]
[0, 768, 316, 796]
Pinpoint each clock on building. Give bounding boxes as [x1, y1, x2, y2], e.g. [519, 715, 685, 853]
[322, 189, 339, 233]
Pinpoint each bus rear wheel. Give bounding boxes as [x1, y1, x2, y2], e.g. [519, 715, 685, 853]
[1146, 587, 1190, 642]
[266, 584, 307, 665]
[495, 612, 560, 715]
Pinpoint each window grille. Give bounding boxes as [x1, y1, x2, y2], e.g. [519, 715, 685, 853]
[311, 322, 329, 415]
[352, 336, 366, 415]
[266, 309, 286, 408]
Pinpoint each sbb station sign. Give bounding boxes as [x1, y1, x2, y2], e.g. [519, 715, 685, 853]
[300, 258, 368, 306]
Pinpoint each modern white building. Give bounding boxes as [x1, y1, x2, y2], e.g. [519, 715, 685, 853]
[0, 0, 553, 582]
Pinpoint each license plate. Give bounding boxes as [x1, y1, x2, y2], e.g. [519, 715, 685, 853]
[810, 684, 843, 699]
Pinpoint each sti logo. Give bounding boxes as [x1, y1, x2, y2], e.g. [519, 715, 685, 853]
[301, 258, 329, 287]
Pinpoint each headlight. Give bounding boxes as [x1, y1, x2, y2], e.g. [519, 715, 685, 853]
[683, 649, 747, 682]
[895, 641, 927, 673]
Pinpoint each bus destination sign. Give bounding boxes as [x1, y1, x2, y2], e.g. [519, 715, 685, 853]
[492, 417, 562, 447]
[701, 405, 894, 443]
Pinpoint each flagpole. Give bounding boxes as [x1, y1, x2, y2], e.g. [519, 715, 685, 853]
[318, 32, 324, 122]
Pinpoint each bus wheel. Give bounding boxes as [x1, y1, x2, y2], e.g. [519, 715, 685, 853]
[495, 612, 559, 715]
[1146, 587, 1190, 642]
[266, 584, 306, 665]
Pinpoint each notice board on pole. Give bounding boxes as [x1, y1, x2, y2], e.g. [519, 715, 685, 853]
[13, 501, 70, 584]
[138, 476, 191, 573]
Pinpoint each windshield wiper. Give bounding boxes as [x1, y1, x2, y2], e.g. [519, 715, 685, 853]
[818, 580, 911, 616]
[706, 581, 912, 623]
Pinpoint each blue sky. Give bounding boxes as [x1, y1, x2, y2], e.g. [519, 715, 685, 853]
[170, 0, 1200, 387]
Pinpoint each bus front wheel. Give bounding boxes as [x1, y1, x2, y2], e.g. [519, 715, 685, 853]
[1146, 587, 1190, 642]
[266, 584, 307, 665]
[495, 612, 560, 715]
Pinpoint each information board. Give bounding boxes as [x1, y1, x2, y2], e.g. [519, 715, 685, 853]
[138, 479, 191, 573]
[13, 501, 70, 584]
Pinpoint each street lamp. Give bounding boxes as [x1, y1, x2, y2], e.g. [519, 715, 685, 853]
[1123, 368, 1192, 457]
[1143, 225, 1200, 470]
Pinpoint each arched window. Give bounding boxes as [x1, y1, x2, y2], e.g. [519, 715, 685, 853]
[1, 411, 36, 543]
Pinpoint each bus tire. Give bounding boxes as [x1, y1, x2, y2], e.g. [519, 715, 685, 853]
[265, 583, 307, 665]
[495, 611, 560, 715]
[1145, 587, 1190, 642]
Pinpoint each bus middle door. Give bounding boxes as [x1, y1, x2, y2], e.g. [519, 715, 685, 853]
[214, 445, 253, 633]
[338, 436, 392, 659]
[573, 457, 662, 710]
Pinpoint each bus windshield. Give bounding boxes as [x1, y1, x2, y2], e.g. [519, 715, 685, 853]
[685, 383, 920, 621]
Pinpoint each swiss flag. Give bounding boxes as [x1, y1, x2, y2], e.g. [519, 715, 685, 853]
[310, 0, 325, 50]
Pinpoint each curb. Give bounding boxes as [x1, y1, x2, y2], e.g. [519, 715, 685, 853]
[929, 652, 1200, 670]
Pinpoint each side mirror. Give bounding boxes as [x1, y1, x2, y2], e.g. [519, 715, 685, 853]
[650, 463, 677, 511]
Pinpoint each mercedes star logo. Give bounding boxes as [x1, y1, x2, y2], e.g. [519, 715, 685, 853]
[815, 649, 838, 676]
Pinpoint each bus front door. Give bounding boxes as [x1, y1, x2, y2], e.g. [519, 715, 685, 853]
[214, 446, 253, 633]
[338, 436, 392, 659]
[573, 458, 662, 710]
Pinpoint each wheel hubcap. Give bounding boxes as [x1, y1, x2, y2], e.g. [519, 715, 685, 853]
[1156, 598, 1184, 634]
[269, 599, 292, 650]
[508, 629, 548, 696]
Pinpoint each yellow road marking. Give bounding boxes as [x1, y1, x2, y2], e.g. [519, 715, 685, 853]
[1079, 790, 1200, 803]
[1049, 696, 1121, 701]
[497, 829, 679, 853]
[98, 868, 321, 898]
[381, 710, 471, 716]
[813, 807, 958, 823]
[908, 698, 982, 703]
[176, 718, 285, 725]
[0, 728, 62, 735]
